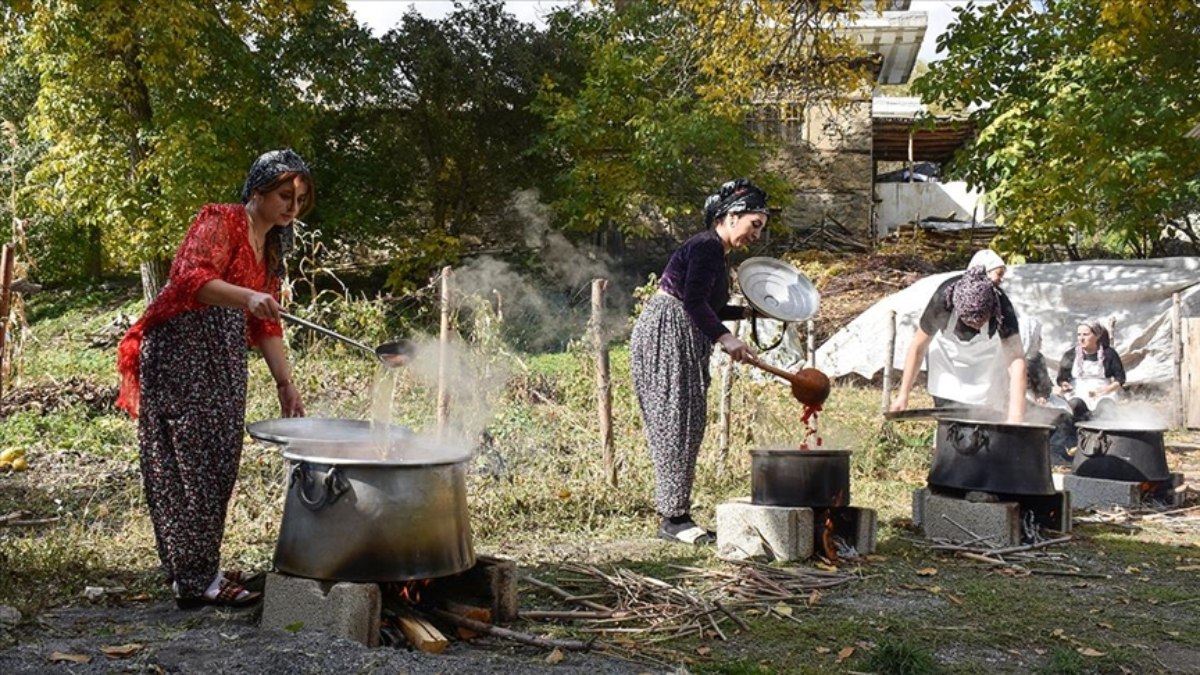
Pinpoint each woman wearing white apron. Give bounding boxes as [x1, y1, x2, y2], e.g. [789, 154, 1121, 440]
[890, 255, 1027, 424]
[1056, 321, 1125, 418]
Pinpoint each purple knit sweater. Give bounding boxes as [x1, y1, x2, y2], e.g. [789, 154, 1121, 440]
[658, 229, 745, 342]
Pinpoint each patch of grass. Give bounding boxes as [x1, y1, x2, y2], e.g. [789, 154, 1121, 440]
[859, 638, 943, 675]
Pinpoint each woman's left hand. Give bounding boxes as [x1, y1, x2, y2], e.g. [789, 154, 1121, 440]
[277, 381, 305, 417]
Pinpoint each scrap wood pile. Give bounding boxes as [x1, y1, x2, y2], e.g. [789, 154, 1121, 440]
[882, 219, 999, 255]
[0, 377, 117, 417]
[519, 560, 862, 664]
[1075, 502, 1200, 534]
[788, 217, 870, 254]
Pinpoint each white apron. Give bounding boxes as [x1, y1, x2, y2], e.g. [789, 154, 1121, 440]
[927, 309, 1004, 406]
[1072, 354, 1117, 411]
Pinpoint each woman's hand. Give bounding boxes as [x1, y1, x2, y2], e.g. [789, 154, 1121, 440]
[718, 334, 756, 363]
[247, 292, 282, 321]
[277, 381, 305, 417]
[1057, 381, 1073, 395]
[1035, 396, 1049, 406]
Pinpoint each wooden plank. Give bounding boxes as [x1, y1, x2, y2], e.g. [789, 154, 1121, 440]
[441, 600, 491, 639]
[0, 244, 14, 400]
[1183, 317, 1200, 429]
[396, 611, 448, 654]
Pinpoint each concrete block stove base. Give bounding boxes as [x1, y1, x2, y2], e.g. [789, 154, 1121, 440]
[912, 488, 1072, 548]
[715, 497, 876, 562]
[1063, 473, 1185, 511]
[260, 573, 381, 647]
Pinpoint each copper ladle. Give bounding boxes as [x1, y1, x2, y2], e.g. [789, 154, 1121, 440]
[747, 358, 831, 407]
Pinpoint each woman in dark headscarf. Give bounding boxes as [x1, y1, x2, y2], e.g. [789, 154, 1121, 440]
[630, 178, 767, 545]
[117, 149, 313, 608]
[889, 257, 1027, 423]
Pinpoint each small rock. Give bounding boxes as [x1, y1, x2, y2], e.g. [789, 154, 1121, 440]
[0, 605, 21, 626]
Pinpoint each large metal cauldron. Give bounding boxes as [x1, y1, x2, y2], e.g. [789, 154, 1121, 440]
[248, 418, 475, 582]
[1074, 421, 1170, 482]
[751, 449, 850, 507]
[929, 418, 1056, 496]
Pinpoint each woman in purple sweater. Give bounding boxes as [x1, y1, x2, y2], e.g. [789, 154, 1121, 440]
[630, 178, 768, 544]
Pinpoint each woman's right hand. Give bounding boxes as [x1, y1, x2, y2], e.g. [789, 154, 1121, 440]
[247, 291, 281, 321]
[718, 334, 756, 363]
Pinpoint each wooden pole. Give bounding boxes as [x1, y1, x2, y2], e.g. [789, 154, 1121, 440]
[717, 333, 737, 471]
[882, 309, 896, 413]
[805, 319, 815, 369]
[437, 266, 452, 438]
[591, 279, 615, 487]
[1173, 292, 1183, 429]
[0, 244, 14, 400]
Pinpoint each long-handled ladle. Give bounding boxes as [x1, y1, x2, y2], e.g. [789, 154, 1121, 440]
[745, 357, 831, 407]
[282, 312, 414, 368]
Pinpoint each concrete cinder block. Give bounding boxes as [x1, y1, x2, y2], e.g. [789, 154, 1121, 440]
[716, 498, 814, 562]
[913, 489, 1022, 547]
[853, 507, 878, 556]
[1064, 473, 1184, 510]
[260, 573, 380, 647]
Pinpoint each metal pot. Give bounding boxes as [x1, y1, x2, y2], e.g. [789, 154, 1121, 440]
[929, 418, 1056, 496]
[248, 418, 475, 582]
[751, 449, 850, 507]
[1074, 421, 1169, 482]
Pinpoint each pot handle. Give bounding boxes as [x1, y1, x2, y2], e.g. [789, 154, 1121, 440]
[1080, 430, 1110, 457]
[290, 462, 351, 511]
[947, 422, 989, 456]
[749, 316, 785, 352]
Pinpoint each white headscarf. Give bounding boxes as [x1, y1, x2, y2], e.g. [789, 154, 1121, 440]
[968, 249, 1006, 273]
[1020, 317, 1042, 358]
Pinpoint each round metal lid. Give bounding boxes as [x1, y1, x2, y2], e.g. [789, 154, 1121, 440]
[1076, 420, 1165, 432]
[247, 417, 469, 466]
[751, 448, 851, 457]
[937, 417, 1054, 430]
[736, 257, 820, 322]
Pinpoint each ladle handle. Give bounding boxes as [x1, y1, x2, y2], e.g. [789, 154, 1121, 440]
[746, 357, 796, 383]
[282, 312, 376, 356]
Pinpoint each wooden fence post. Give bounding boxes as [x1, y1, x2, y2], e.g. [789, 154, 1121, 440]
[437, 266, 452, 439]
[0, 245, 13, 400]
[882, 309, 896, 413]
[591, 279, 615, 487]
[805, 319, 815, 369]
[717, 330, 737, 472]
[1172, 292, 1183, 429]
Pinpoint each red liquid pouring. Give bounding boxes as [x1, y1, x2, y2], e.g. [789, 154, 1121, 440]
[799, 403, 823, 449]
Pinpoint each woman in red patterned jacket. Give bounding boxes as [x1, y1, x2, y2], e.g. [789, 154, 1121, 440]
[116, 149, 312, 609]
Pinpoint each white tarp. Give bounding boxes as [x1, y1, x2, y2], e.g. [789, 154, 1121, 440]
[814, 257, 1200, 386]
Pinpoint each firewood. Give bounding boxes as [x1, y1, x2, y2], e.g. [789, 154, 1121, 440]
[430, 608, 594, 652]
[396, 611, 448, 654]
[441, 600, 491, 639]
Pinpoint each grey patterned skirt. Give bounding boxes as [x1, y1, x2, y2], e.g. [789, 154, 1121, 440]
[137, 307, 248, 598]
[630, 294, 713, 518]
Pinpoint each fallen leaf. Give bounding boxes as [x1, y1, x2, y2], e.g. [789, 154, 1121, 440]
[1167, 631, 1181, 637]
[696, 646, 712, 656]
[1052, 629, 1065, 638]
[815, 562, 838, 572]
[807, 590, 821, 607]
[1175, 565, 1200, 571]
[946, 594, 964, 606]
[1097, 622, 1113, 630]
[545, 648, 564, 664]
[1034, 648, 1046, 655]
[815, 646, 831, 654]
[100, 643, 144, 659]
[48, 653, 91, 664]
[865, 554, 888, 562]
[1078, 647, 1106, 657]
[916, 567, 938, 577]
[1125, 566, 1141, 574]
[126, 593, 151, 602]
[773, 604, 794, 617]
[836, 646, 855, 663]
[927, 586, 942, 594]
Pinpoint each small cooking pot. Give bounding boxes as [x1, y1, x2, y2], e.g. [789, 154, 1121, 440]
[751, 449, 850, 507]
[929, 418, 1056, 496]
[249, 418, 475, 582]
[1074, 421, 1169, 482]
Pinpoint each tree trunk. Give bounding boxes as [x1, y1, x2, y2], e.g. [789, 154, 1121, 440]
[85, 225, 103, 280]
[139, 257, 169, 304]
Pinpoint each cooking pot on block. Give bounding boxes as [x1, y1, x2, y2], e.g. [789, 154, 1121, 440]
[1073, 421, 1170, 482]
[928, 418, 1056, 496]
[751, 449, 850, 507]
[248, 418, 475, 582]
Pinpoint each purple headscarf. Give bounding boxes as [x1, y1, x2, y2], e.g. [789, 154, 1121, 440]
[946, 266, 1001, 329]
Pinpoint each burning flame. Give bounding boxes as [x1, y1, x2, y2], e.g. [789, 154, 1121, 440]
[396, 579, 433, 605]
[820, 510, 838, 563]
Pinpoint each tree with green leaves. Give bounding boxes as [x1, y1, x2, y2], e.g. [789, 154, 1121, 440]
[534, 0, 872, 240]
[8, 0, 374, 299]
[914, 0, 1200, 259]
